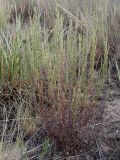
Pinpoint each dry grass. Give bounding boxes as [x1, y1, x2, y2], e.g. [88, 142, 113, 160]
[0, 0, 120, 159]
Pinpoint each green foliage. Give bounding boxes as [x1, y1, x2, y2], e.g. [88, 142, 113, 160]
[0, 0, 120, 157]
[39, 139, 50, 160]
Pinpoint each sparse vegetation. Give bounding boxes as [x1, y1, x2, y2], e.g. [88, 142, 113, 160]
[0, 0, 120, 159]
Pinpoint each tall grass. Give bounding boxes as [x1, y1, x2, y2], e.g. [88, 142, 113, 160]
[0, 0, 120, 158]
[0, 0, 109, 86]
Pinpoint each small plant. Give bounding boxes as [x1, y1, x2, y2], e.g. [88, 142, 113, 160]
[0, 0, 120, 159]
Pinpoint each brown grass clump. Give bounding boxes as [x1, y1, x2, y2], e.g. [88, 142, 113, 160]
[35, 74, 96, 155]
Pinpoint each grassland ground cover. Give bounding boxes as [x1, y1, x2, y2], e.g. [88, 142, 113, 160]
[0, 0, 120, 159]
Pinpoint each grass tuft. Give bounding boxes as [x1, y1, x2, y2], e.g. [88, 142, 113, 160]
[0, 0, 120, 159]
